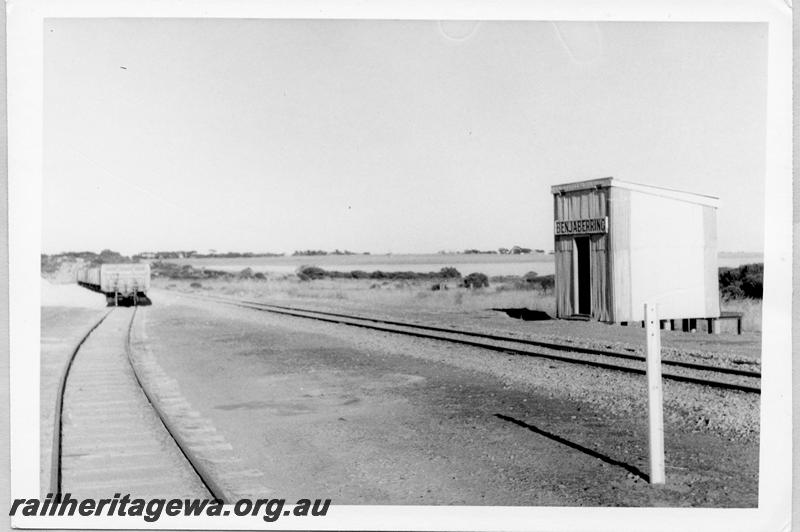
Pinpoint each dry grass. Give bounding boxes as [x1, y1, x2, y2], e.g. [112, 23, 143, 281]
[156, 276, 556, 316]
[156, 276, 761, 332]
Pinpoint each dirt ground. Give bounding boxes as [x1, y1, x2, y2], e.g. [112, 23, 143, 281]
[129, 289, 758, 507]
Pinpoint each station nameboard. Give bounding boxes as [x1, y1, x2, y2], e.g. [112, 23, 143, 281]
[554, 217, 608, 236]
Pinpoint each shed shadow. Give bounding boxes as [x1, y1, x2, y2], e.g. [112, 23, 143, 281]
[494, 413, 649, 482]
[492, 308, 552, 321]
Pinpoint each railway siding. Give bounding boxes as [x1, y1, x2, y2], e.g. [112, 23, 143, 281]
[126, 308, 270, 500]
[169, 290, 759, 443]
[40, 307, 110, 495]
[185, 290, 758, 369]
[186, 293, 760, 394]
[60, 309, 209, 499]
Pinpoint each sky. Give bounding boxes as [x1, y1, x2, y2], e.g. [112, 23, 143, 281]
[43, 19, 767, 256]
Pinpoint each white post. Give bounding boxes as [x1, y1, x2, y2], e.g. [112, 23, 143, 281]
[644, 302, 665, 484]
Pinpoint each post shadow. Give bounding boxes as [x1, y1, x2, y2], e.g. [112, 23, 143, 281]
[494, 413, 650, 482]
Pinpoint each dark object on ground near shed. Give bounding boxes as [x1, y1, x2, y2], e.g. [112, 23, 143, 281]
[494, 308, 552, 321]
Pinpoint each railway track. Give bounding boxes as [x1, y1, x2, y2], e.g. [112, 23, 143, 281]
[185, 292, 760, 395]
[53, 307, 221, 499]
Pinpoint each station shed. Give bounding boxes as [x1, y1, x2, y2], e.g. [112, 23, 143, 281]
[551, 178, 721, 326]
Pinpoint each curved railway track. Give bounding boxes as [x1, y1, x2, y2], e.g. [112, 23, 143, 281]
[185, 292, 761, 395]
[53, 307, 223, 499]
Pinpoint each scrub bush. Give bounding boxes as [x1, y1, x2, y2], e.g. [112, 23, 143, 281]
[296, 265, 326, 281]
[719, 263, 763, 299]
[438, 267, 462, 279]
[463, 272, 489, 289]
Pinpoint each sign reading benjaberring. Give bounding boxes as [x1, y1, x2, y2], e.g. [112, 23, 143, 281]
[554, 216, 608, 236]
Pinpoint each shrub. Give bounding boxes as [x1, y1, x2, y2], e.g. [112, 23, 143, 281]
[493, 273, 554, 293]
[254, 272, 266, 280]
[718, 263, 763, 300]
[741, 273, 763, 298]
[350, 270, 370, 279]
[93, 249, 132, 265]
[296, 265, 327, 281]
[532, 274, 555, 292]
[463, 272, 489, 289]
[438, 267, 462, 279]
[190, 281, 202, 288]
[721, 285, 745, 300]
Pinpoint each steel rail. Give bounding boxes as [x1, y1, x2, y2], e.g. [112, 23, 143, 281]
[51, 309, 114, 495]
[253, 299, 761, 378]
[188, 293, 760, 395]
[55, 308, 221, 500]
[123, 308, 226, 502]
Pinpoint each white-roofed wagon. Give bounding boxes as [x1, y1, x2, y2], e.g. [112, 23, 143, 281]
[76, 263, 151, 306]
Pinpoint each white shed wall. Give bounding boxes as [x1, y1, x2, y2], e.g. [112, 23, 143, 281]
[626, 190, 716, 321]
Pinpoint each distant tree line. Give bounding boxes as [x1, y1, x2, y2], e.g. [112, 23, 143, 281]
[292, 249, 369, 256]
[41, 250, 135, 274]
[133, 250, 284, 260]
[439, 247, 548, 255]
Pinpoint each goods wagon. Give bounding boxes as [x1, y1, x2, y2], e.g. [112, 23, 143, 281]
[76, 263, 151, 306]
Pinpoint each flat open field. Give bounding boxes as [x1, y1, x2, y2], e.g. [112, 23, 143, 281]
[161, 253, 558, 277]
[159, 251, 763, 276]
[157, 252, 763, 332]
[155, 272, 763, 335]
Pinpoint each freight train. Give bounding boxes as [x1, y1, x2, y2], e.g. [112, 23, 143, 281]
[76, 263, 151, 306]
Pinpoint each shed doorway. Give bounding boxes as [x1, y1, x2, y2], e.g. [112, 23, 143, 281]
[574, 237, 591, 316]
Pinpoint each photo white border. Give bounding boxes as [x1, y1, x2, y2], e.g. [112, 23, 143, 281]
[7, 0, 792, 530]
